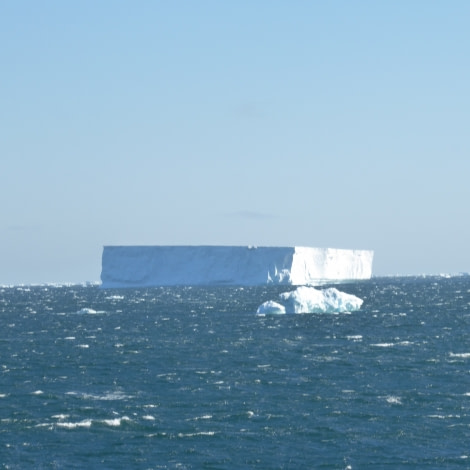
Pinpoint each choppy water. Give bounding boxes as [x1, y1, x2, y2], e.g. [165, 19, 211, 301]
[1, 276, 470, 469]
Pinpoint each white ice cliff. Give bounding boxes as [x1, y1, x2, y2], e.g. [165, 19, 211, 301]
[256, 286, 364, 314]
[100, 246, 373, 288]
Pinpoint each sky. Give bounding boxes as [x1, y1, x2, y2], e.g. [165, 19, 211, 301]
[1, 1, 469, 284]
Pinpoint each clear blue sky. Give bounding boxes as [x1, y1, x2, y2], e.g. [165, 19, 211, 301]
[1, 1, 469, 284]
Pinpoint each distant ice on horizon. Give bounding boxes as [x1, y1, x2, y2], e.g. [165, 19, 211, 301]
[100, 245, 374, 288]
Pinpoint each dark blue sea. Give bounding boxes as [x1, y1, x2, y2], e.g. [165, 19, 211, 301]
[2, 276, 470, 469]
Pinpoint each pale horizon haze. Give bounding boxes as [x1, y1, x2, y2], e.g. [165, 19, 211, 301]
[2, 1, 469, 284]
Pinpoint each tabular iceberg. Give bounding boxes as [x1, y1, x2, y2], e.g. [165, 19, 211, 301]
[100, 245, 373, 288]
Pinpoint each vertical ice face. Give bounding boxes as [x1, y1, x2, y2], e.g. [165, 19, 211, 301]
[290, 247, 374, 285]
[100, 246, 373, 288]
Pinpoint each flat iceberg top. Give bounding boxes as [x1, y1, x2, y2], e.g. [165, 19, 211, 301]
[100, 245, 373, 288]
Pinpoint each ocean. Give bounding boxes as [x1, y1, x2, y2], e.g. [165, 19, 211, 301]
[1, 276, 470, 469]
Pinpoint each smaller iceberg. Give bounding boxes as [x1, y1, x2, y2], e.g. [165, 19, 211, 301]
[256, 300, 287, 315]
[77, 307, 97, 314]
[256, 286, 363, 314]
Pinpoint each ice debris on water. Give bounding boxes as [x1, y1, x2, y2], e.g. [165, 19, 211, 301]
[256, 300, 287, 315]
[77, 307, 97, 314]
[256, 286, 363, 314]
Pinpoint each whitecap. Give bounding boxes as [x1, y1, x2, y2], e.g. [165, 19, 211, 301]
[385, 396, 402, 405]
[65, 390, 132, 401]
[101, 416, 131, 426]
[177, 431, 216, 438]
[428, 414, 460, 419]
[346, 335, 362, 341]
[35, 423, 54, 429]
[449, 352, 470, 358]
[188, 414, 212, 421]
[57, 419, 92, 429]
